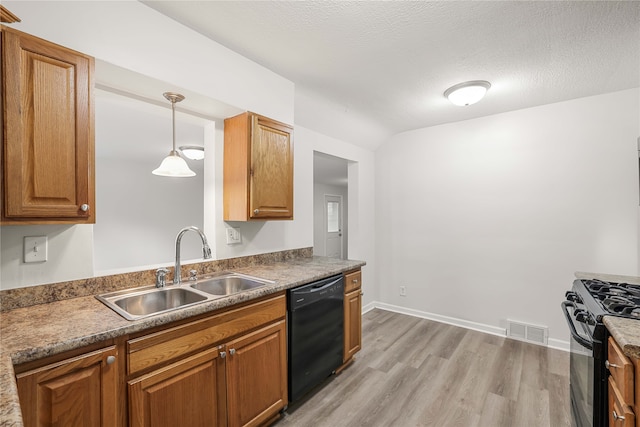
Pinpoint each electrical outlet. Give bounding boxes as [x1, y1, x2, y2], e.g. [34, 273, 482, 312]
[24, 236, 48, 263]
[400, 286, 407, 296]
[225, 227, 242, 244]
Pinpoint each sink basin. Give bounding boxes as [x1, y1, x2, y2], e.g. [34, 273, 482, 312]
[97, 286, 209, 321]
[190, 273, 273, 296]
[96, 272, 274, 320]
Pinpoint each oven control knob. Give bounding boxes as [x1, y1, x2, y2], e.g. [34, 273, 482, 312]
[575, 310, 589, 323]
[565, 292, 582, 303]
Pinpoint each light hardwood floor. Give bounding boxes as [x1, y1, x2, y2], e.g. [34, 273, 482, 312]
[276, 309, 570, 427]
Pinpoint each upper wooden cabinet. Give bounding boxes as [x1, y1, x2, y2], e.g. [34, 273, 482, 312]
[1, 26, 95, 224]
[224, 112, 293, 221]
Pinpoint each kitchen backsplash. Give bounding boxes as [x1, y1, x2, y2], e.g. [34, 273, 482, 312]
[0, 247, 313, 312]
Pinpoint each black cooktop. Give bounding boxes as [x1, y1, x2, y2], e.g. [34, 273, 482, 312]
[582, 279, 640, 319]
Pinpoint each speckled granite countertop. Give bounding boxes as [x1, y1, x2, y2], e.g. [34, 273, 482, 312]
[0, 255, 365, 427]
[603, 316, 640, 359]
[575, 271, 640, 359]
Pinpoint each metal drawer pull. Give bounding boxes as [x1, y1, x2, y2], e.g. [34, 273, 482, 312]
[106, 355, 116, 365]
[220, 351, 226, 359]
[605, 360, 620, 369]
[254, 209, 260, 215]
[353, 279, 358, 284]
[80, 204, 90, 212]
[612, 410, 625, 421]
[229, 348, 236, 356]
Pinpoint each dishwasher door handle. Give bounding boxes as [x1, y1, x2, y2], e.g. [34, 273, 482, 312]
[294, 277, 342, 295]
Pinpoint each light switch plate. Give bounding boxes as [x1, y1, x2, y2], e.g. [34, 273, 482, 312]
[225, 227, 242, 245]
[24, 236, 47, 263]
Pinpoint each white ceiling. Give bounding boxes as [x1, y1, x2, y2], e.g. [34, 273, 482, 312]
[142, 1, 640, 150]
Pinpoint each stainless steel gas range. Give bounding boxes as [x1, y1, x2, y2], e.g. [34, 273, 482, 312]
[562, 278, 640, 427]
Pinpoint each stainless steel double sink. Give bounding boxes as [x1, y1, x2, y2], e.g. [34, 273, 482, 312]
[96, 272, 274, 321]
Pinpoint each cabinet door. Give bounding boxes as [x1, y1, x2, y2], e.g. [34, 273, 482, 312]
[2, 26, 95, 223]
[16, 346, 119, 427]
[128, 348, 225, 427]
[344, 288, 362, 362]
[226, 320, 287, 427]
[249, 114, 293, 220]
[608, 377, 635, 427]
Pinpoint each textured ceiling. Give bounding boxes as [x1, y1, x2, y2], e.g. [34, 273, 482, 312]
[143, 1, 640, 149]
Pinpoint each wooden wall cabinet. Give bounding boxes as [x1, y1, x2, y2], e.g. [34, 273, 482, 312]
[223, 112, 293, 221]
[343, 269, 362, 364]
[15, 345, 120, 427]
[607, 337, 637, 426]
[1, 26, 95, 224]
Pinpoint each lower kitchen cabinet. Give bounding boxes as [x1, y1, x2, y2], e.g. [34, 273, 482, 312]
[343, 270, 362, 363]
[128, 347, 225, 427]
[226, 320, 287, 427]
[126, 293, 287, 427]
[14, 294, 287, 427]
[607, 337, 638, 427]
[15, 345, 120, 427]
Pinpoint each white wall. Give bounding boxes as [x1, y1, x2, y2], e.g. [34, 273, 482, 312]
[375, 89, 640, 346]
[0, 1, 300, 289]
[4, 1, 294, 125]
[313, 183, 349, 258]
[297, 126, 378, 305]
[93, 94, 206, 274]
[0, 225, 94, 288]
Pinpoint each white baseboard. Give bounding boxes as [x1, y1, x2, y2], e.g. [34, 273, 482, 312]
[547, 338, 571, 352]
[362, 301, 570, 352]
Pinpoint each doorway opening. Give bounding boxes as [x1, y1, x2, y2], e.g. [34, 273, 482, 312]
[313, 152, 348, 259]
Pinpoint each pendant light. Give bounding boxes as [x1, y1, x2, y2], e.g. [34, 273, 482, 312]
[444, 80, 491, 106]
[152, 92, 196, 177]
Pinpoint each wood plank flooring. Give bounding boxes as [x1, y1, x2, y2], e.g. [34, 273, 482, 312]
[275, 309, 570, 427]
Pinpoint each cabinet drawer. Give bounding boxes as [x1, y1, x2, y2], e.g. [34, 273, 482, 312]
[609, 377, 635, 427]
[127, 294, 285, 375]
[608, 338, 635, 404]
[344, 270, 362, 293]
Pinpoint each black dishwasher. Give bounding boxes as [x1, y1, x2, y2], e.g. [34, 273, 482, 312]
[287, 274, 344, 403]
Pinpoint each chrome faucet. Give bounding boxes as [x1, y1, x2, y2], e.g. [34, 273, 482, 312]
[174, 226, 212, 285]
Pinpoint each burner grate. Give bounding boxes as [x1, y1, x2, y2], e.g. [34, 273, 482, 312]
[583, 279, 640, 317]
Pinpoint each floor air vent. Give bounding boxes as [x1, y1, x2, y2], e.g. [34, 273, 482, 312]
[507, 320, 548, 345]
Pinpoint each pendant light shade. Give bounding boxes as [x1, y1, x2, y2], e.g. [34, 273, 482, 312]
[152, 92, 196, 177]
[444, 80, 491, 106]
[152, 151, 196, 176]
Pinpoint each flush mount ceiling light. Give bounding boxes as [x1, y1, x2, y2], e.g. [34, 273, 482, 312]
[152, 92, 196, 177]
[444, 80, 491, 106]
[179, 145, 205, 160]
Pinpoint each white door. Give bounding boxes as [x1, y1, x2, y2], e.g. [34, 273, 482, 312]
[325, 195, 343, 259]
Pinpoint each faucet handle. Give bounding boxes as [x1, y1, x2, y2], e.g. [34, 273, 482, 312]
[155, 268, 169, 288]
[189, 270, 198, 281]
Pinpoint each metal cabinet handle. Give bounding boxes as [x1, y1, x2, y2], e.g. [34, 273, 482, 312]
[605, 360, 620, 370]
[220, 351, 226, 359]
[80, 204, 90, 212]
[253, 209, 260, 215]
[106, 355, 116, 365]
[229, 348, 236, 356]
[612, 410, 625, 421]
[353, 279, 359, 284]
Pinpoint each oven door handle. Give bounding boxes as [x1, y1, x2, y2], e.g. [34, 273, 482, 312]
[561, 301, 593, 350]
